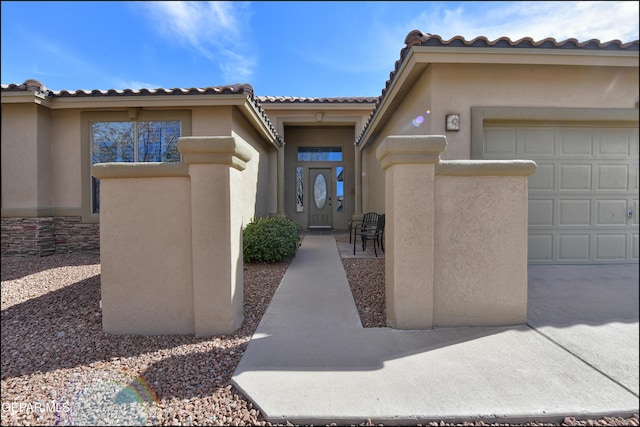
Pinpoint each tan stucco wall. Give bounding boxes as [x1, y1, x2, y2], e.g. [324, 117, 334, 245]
[191, 107, 232, 136]
[377, 135, 535, 329]
[429, 63, 639, 160]
[94, 136, 253, 336]
[231, 107, 278, 220]
[361, 61, 639, 214]
[1, 103, 51, 211]
[433, 174, 529, 326]
[282, 126, 356, 230]
[99, 174, 195, 335]
[51, 109, 82, 210]
[262, 107, 373, 139]
[361, 144, 386, 215]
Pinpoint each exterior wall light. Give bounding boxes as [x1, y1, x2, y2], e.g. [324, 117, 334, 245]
[446, 114, 460, 131]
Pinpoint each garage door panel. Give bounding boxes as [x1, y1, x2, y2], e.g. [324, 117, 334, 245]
[597, 164, 629, 191]
[559, 128, 594, 156]
[484, 124, 637, 264]
[528, 164, 555, 191]
[529, 199, 554, 226]
[631, 128, 639, 158]
[528, 235, 553, 261]
[485, 128, 517, 156]
[598, 129, 631, 156]
[596, 199, 628, 226]
[595, 233, 627, 260]
[559, 199, 591, 226]
[559, 164, 592, 191]
[521, 128, 556, 156]
[558, 234, 590, 261]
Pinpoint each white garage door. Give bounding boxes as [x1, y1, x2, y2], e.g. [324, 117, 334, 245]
[483, 126, 639, 264]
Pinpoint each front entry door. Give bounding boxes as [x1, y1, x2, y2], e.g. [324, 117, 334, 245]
[309, 168, 332, 228]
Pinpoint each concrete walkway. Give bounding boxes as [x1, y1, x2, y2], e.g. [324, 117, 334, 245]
[231, 235, 639, 425]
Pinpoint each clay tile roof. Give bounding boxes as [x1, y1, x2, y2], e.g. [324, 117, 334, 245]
[48, 83, 255, 98]
[2, 81, 282, 146]
[355, 31, 640, 146]
[1, 81, 255, 98]
[257, 95, 378, 104]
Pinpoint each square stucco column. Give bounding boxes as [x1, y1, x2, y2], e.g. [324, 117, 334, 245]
[178, 136, 252, 337]
[376, 135, 447, 329]
[277, 143, 286, 217]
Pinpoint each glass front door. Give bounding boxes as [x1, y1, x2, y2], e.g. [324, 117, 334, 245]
[308, 168, 332, 228]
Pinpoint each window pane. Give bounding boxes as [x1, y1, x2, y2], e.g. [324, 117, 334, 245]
[137, 121, 181, 162]
[313, 173, 327, 209]
[92, 177, 101, 214]
[296, 167, 304, 212]
[297, 147, 342, 162]
[336, 166, 344, 212]
[91, 122, 134, 163]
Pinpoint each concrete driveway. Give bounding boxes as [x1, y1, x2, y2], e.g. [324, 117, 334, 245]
[527, 263, 639, 396]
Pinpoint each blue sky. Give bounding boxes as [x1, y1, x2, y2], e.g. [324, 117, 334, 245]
[1, 1, 638, 97]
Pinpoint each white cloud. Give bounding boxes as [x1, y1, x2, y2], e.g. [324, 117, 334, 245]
[351, 0, 638, 80]
[142, 1, 256, 83]
[111, 79, 163, 90]
[407, 1, 639, 43]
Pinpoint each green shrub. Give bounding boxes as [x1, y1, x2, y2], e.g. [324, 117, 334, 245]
[243, 216, 302, 263]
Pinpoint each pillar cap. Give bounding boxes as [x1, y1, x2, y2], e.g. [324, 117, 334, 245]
[376, 135, 447, 170]
[178, 136, 252, 171]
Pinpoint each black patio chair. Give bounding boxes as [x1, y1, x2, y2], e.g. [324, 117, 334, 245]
[353, 212, 381, 255]
[360, 214, 385, 257]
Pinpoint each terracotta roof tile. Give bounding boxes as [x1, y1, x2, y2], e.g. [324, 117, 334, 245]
[257, 96, 378, 104]
[355, 31, 640, 145]
[1, 82, 254, 97]
[404, 31, 639, 50]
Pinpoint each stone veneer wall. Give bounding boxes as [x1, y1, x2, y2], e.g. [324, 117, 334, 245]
[1, 217, 100, 256]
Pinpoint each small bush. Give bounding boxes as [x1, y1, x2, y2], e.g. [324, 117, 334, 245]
[243, 216, 302, 263]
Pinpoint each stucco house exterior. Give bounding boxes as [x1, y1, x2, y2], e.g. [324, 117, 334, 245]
[2, 31, 639, 265]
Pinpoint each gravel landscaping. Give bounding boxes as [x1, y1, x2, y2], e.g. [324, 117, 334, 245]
[1, 238, 638, 426]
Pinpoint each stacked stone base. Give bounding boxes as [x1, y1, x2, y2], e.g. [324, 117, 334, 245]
[1, 217, 99, 256]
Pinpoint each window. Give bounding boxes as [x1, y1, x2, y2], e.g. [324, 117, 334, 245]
[91, 120, 181, 212]
[336, 166, 344, 212]
[296, 167, 304, 212]
[297, 147, 342, 162]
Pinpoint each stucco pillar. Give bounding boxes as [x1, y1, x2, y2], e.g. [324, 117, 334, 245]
[178, 136, 252, 337]
[277, 143, 286, 217]
[376, 135, 447, 329]
[353, 144, 363, 218]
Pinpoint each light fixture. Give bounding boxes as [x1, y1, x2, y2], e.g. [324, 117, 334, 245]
[128, 108, 141, 120]
[446, 114, 460, 131]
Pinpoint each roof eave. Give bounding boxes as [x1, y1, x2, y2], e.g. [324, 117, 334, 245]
[238, 99, 282, 148]
[1, 91, 52, 107]
[357, 45, 639, 149]
[259, 102, 376, 111]
[36, 93, 251, 109]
